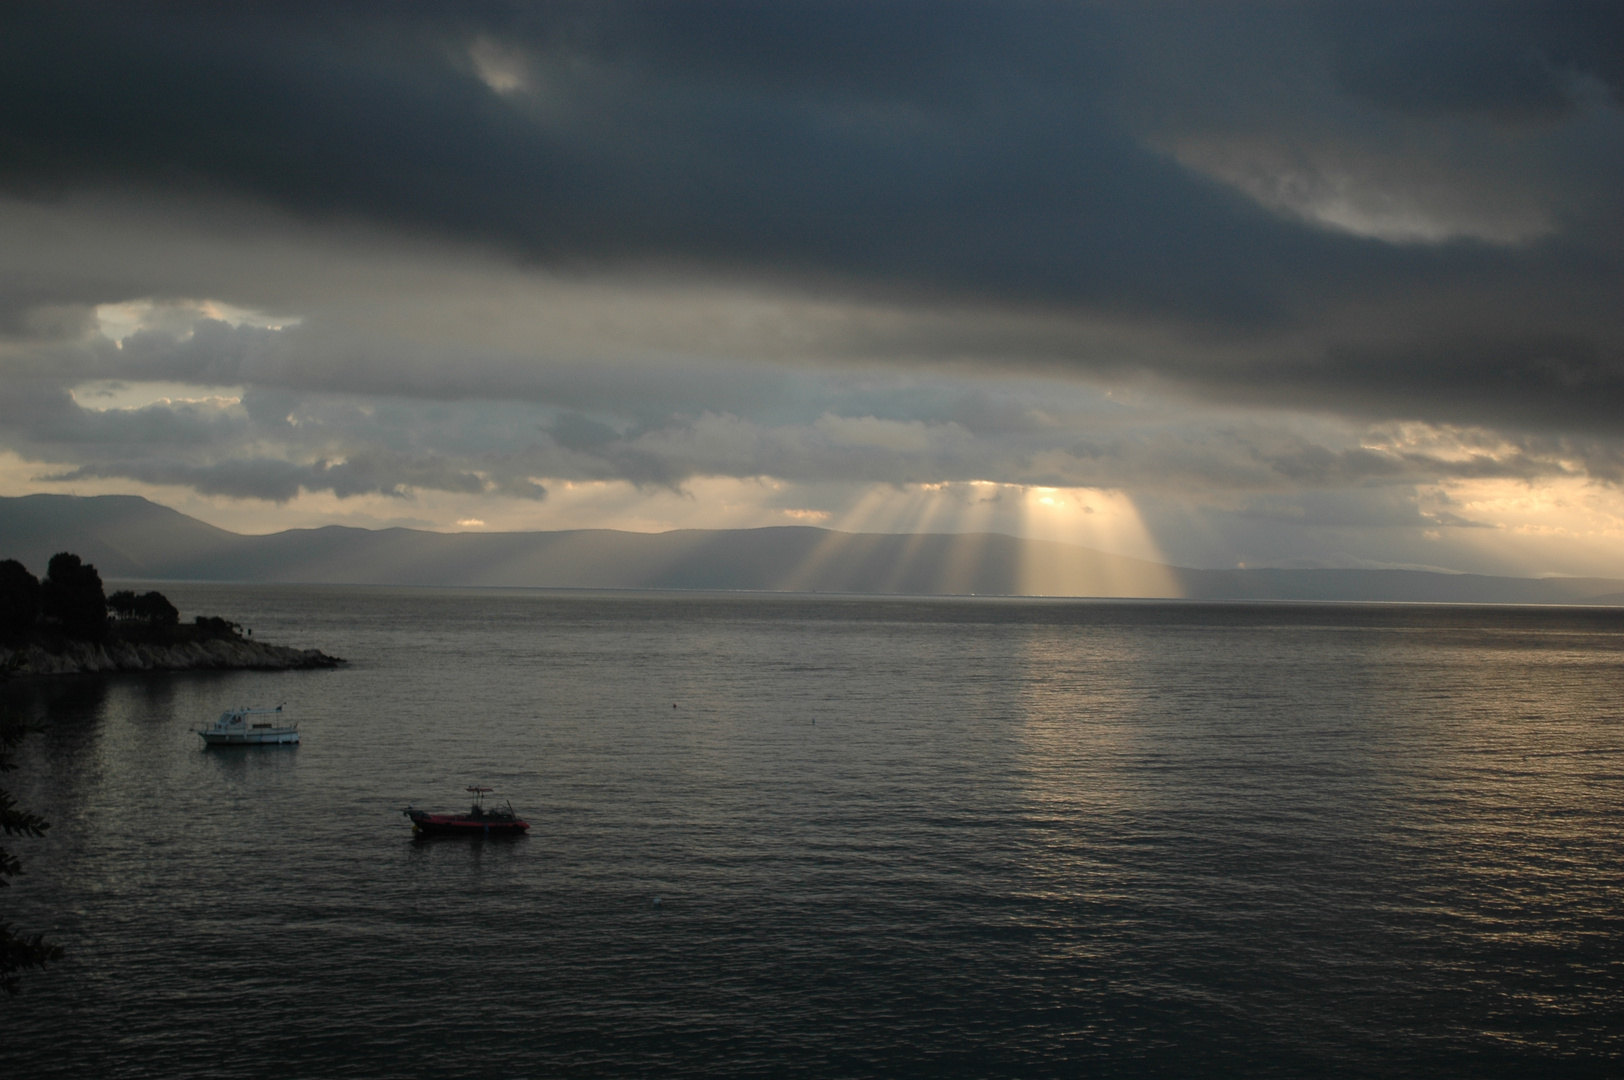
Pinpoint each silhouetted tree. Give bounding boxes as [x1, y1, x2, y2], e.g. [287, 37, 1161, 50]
[107, 590, 180, 626]
[1, 653, 63, 995]
[0, 561, 40, 643]
[40, 552, 106, 640]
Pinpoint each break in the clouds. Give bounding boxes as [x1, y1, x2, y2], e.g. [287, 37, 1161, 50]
[1, 2, 1623, 576]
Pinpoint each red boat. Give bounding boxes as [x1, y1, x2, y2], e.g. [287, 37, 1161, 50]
[404, 786, 529, 836]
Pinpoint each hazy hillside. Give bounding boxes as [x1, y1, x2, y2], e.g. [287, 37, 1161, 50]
[4, 494, 1623, 604]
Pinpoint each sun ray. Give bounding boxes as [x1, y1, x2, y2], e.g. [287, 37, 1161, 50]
[1017, 486, 1182, 598]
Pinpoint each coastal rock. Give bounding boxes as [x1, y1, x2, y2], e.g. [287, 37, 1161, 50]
[14, 637, 344, 676]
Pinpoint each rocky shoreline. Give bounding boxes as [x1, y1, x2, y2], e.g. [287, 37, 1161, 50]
[15, 637, 344, 676]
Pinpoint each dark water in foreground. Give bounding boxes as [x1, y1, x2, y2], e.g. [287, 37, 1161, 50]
[4, 587, 1623, 1078]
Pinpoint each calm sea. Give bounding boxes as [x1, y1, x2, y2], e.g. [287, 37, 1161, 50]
[3, 586, 1622, 1078]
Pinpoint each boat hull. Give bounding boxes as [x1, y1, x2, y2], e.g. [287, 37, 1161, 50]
[406, 810, 528, 836]
[199, 728, 300, 745]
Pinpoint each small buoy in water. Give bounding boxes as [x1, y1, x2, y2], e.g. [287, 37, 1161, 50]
[653, 897, 663, 908]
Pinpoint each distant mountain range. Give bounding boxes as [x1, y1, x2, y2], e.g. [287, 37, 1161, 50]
[3, 493, 1623, 605]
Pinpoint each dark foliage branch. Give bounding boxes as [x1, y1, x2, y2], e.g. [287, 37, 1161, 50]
[0, 650, 62, 995]
[0, 923, 62, 996]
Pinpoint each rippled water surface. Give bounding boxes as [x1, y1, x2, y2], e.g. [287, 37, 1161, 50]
[5, 587, 1623, 1078]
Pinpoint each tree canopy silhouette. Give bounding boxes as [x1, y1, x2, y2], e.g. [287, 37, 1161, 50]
[40, 552, 106, 640]
[0, 560, 39, 644]
[107, 590, 180, 626]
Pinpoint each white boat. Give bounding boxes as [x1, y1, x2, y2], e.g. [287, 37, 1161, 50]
[198, 704, 300, 745]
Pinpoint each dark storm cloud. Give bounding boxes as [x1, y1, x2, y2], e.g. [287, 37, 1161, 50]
[1, 0, 1265, 321]
[1229, 489, 1488, 530]
[2, 2, 1622, 432]
[50, 453, 546, 504]
[112, 321, 291, 385]
[0, 357, 1599, 506]
[1175, 328, 1624, 435]
[0, 377, 551, 502]
[0, 305, 97, 345]
[1327, 1, 1624, 120]
[49, 458, 333, 503]
[0, 381, 247, 449]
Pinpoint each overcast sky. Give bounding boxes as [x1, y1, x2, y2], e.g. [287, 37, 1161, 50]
[3, 1, 1623, 577]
